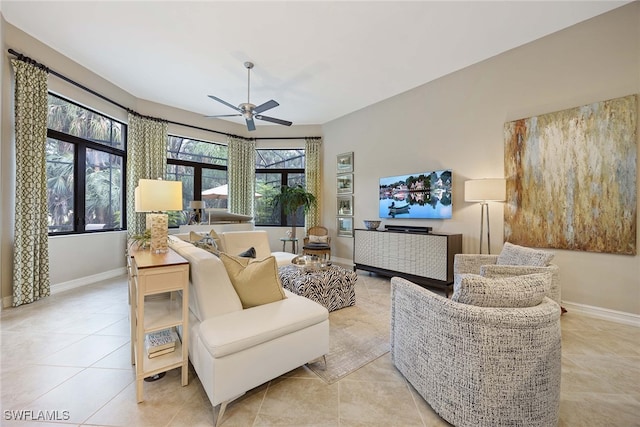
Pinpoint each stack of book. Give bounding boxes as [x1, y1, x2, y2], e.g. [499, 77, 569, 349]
[145, 328, 179, 358]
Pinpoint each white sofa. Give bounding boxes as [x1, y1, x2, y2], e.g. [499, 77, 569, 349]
[168, 235, 329, 426]
[176, 229, 297, 267]
[219, 230, 296, 266]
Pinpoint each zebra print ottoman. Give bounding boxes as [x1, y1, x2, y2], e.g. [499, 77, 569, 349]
[278, 264, 357, 311]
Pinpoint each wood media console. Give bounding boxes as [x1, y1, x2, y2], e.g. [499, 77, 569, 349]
[353, 226, 462, 294]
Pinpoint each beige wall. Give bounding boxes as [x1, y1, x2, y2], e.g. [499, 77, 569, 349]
[322, 3, 640, 315]
[2, 5, 638, 316]
[0, 20, 319, 305]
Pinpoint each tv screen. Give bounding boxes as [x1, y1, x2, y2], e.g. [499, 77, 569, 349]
[379, 169, 452, 219]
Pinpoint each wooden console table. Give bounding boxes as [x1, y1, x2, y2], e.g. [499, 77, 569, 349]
[353, 229, 462, 294]
[128, 246, 189, 402]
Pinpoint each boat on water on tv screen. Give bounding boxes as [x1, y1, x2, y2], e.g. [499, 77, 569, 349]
[379, 169, 452, 219]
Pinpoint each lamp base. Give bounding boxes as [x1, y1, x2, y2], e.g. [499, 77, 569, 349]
[478, 202, 492, 254]
[147, 213, 169, 254]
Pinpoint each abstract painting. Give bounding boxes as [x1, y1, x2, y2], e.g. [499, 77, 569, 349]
[504, 95, 637, 255]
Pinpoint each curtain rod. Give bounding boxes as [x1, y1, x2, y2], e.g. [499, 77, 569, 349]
[7, 48, 320, 142]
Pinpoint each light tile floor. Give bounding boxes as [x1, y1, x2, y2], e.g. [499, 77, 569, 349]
[1, 273, 639, 426]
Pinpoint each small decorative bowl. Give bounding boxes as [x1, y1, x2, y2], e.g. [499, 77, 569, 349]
[363, 220, 381, 230]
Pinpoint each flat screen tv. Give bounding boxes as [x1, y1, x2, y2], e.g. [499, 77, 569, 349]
[379, 169, 452, 219]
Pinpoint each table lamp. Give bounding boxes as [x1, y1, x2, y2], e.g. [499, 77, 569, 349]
[135, 178, 183, 253]
[464, 178, 506, 254]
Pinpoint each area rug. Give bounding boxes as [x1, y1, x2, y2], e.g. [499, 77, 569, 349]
[307, 287, 390, 384]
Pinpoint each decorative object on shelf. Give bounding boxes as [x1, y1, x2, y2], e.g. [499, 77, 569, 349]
[337, 152, 354, 173]
[135, 178, 183, 253]
[271, 185, 317, 239]
[464, 178, 506, 254]
[337, 195, 353, 216]
[363, 220, 381, 230]
[129, 229, 151, 250]
[145, 328, 179, 358]
[286, 229, 292, 238]
[337, 173, 353, 194]
[337, 216, 354, 237]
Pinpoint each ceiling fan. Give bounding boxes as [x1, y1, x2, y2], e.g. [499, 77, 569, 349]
[206, 61, 292, 131]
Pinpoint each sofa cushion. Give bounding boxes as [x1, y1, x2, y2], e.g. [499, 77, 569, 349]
[168, 236, 243, 320]
[220, 230, 272, 260]
[497, 242, 554, 267]
[452, 272, 551, 308]
[198, 290, 328, 358]
[219, 253, 286, 308]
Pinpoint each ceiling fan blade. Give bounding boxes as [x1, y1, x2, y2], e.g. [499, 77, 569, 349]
[255, 115, 293, 126]
[246, 117, 256, 131]
[204, 114, 242, 118]
[253, 99, 279, 114]
[208, 95, 241, 112]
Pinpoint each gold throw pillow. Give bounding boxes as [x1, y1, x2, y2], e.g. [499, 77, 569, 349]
[219, 253, 286, 309]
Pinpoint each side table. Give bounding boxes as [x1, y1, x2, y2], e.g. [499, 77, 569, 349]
[128, 246, 189, 403]
[279, 237, 298, 254]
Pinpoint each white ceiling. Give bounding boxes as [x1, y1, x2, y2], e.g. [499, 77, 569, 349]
[2, 1, 629, 129]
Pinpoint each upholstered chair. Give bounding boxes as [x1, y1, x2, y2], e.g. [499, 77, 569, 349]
[302, 226, 331, 260]
[391, 274, 562, 427]
[454, 242, 561, 306]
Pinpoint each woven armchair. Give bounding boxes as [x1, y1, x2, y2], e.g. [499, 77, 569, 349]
[302, 226, 331, 260]
[391, 276, 561, 427]
[454, 253, 561, 305]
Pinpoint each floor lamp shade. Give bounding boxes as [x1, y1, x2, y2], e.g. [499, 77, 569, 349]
[465, 179, 506, 254]
[135, 179, 183, 253]
[464, 178, 506, 202]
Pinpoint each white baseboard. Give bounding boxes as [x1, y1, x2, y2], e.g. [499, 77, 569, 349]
[562, 301, 640, 327]
[51, 268, 127, 295]
[332, 256, 354, 268]
[1, 268, 126, 310]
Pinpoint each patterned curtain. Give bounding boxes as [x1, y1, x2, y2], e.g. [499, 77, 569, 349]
[305, 137, 322, 229]
[227, 136, 256, 216]
[126, 113, 168, 235]
[11, 59, 50, 306]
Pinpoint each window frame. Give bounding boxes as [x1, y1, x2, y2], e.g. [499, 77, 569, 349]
[166, 134, 228, 227]
[46, 94, 127, 235]
[254, 168, 305, 227]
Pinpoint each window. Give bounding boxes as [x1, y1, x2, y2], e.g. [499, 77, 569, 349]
[46, 94, 126, 234]
[255, 149, 305, 226]
[167, 135, 228, 226]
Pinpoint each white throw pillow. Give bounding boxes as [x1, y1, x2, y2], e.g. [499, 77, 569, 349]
[451, 272, 551, 308]
[497, 242, 554, 267]
[309, 235, 329, 244]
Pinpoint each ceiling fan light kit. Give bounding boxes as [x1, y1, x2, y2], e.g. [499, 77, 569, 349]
[207, 61, 292, 131]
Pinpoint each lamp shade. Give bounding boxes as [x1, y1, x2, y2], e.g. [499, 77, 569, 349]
[465, 178, 506, 202]
[189, 200, 206, 209]
[135, 179, 183, 212]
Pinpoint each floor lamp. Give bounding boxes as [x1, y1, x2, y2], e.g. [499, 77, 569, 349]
[464, 178, 506, 254]
[135, 179, 183, 253]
